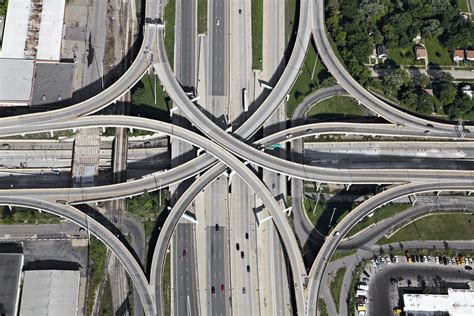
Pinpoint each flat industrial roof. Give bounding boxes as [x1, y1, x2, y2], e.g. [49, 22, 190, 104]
[0, 58, 34, 105]
[0, 253, 24, 316]
[31, 61, 74, 106]
[1, 0, 30, 59]
[403, 288, 474, 315]
[36, 0, 66, 61]
[20, 270, 80, 316]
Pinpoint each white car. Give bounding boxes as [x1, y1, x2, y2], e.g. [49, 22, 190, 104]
[423, 255, 428, 262]
[435, 257, 439, 264]
[395, 256, 400, 263]
[216, 18, 220, 26]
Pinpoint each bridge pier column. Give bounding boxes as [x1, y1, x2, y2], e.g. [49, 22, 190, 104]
[346, 183, 352, 191]
[410, 194, 417, 206]
[316, 181, 321, 191]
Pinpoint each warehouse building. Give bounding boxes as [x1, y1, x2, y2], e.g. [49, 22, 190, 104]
[0, 248, 24, 316]
[403, 288, 474, 316]
[19, 270, 80, 316]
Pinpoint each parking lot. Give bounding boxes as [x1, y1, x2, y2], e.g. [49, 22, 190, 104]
[363, 253, 474, 316]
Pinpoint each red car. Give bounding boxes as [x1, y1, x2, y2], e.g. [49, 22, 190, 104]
[220, 284, 225, 293]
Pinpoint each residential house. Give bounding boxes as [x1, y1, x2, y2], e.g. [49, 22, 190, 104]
[466, 50, 474, 62]
[376, 45, 388, 61]
[415, 45, 427, 61]
[453, 49, 465, 63]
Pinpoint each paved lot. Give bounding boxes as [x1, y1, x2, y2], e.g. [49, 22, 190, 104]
[368, 263, 474, 315]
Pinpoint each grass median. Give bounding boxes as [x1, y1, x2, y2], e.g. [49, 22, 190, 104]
[251, 0, 263, 69]
[287, 43, 333, 115]
[198, 0, 207, 34]
[86, 237, 108, 315]
[306, 96, 368, 121]
[347, 203, 411, 237]
[329, 267, 346, 313]
[164, 0, 176, 69]
[379, 213, 474, 244]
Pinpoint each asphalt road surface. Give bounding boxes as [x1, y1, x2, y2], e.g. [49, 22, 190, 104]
[211, 0, 225, 96]
[173, 223, 198, 316]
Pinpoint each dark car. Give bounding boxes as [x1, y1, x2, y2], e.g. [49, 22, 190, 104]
[420, 256, 424, 263]
[363, 270, 370, 278]
[221, 284, 225, 293]
[465, 266, 472, 270]
[247, 265, 250, 272]
[411, 255, 416, 262]
[241, 251, 244, 259]
[242, 287, 246, 294]
[211, 286, 216, 295]
[183, 249, 186, 257]
[426, 124, 434, 128]
[415, 255, 420, 262]
[245, 233, 249, 239]
[215, 224, 219, 231]
[236, 243, 240, 251]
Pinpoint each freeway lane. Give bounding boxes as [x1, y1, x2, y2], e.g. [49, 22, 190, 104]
[0, 197, 155, 315]
[4, 115, 308, 314]
[1, 119, 472, 205]
[306, 182, 474, 315]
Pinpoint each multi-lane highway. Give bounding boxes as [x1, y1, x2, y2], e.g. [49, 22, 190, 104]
[1, 0, 474, 315]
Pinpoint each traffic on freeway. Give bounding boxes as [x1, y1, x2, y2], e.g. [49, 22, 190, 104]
[0, 0, 472, 315]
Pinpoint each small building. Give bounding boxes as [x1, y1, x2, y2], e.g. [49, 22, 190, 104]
[376, 45, 388, 61]
[466, 50, 474, 61]
[415, 45, 427, 60]
[453, 49, 465, 62]
[0, 58, 35, 106]
[403, 288, 474, 315]
[19, 270, 80, 316]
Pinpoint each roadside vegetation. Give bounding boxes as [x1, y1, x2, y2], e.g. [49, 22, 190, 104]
[131, 74, 172, 122]
[98, 277, 114, 315]
[127, 190, 169, 260]
[164, 0, 176, 69]
[163, 250, 171, 316]
[0, 0, 7, 16]
[197, 0, 207, 34]
[0, 207, 59, 224]
[325, 0, 474, 119]
[303, 197, 353, 236]
[329, 267, 346, 313]
[347, 203, 411, 237]
[306, 96, 368, 121]
[330, 249, 357, 262]
[288, 42, 335, 115]
[379, 213, 474, 244]
[86, 237, 108, 315]
[285, 0, 297, 43]
[318, 297, 329, 316]
[347, 261, 365, 316]
[251, 0, 263, 69]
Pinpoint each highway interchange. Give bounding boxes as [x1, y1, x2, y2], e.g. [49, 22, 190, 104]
[1, 0, 473, 315]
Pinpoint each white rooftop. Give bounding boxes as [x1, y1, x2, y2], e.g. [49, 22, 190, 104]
[403, 288, 474, 315]
[36, 0, 66, 61]
[20, 270, 80, 316]
[0, 58, 34, 105]
[1, 0, 30, 59]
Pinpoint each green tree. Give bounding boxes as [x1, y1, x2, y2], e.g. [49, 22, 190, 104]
[433, 73, 456, 106]
[416, 92, 435, 114]
[382, 69, 409, 96]
[421, 19, 443, 39]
